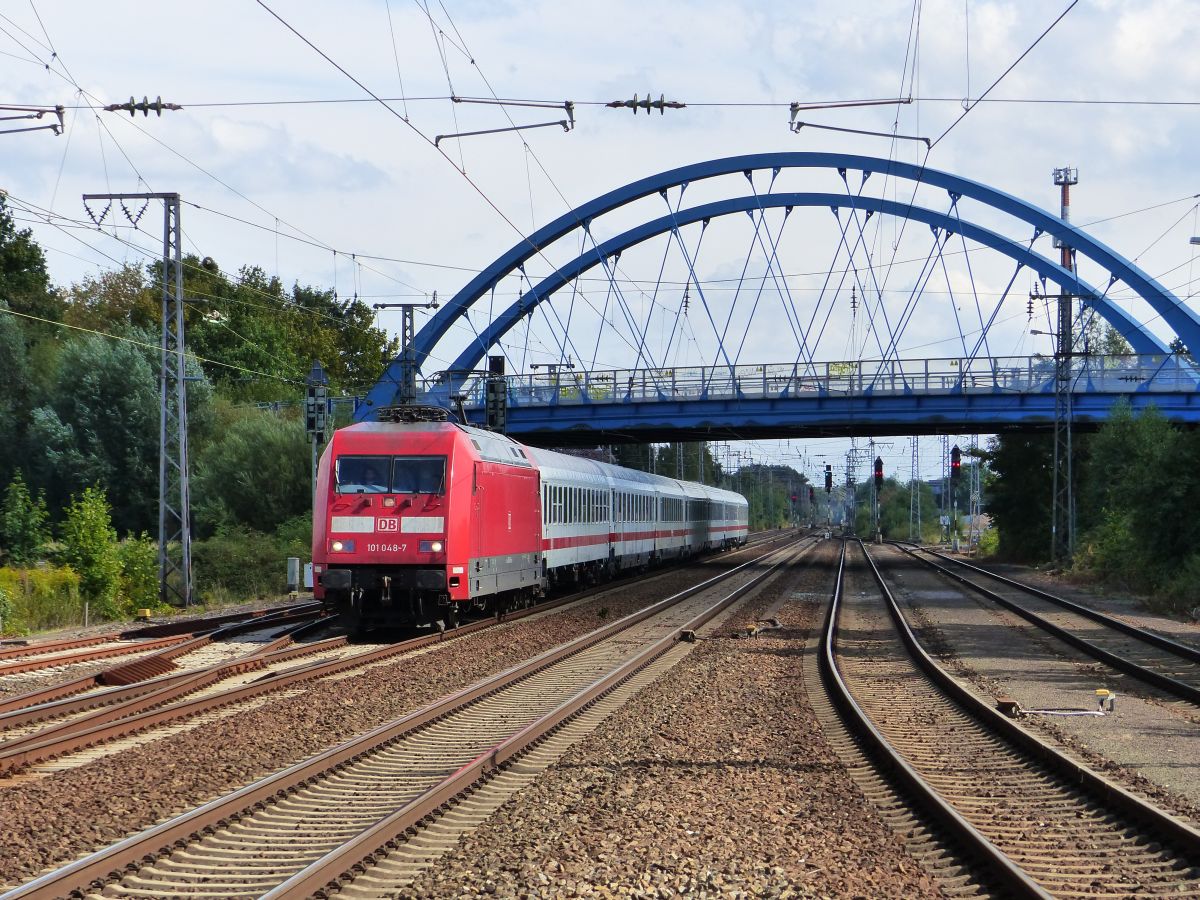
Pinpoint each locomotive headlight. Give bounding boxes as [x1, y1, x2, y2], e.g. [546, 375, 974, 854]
[330, 540, 355, 553]
[431, 540, 443, 552]
[419, 540, 444, 553]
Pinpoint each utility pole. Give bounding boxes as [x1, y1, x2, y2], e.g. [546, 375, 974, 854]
[373, 299, 439, 405]
[967, 435, 982, 551]
[85, 192, 192, 606]
[1051, 166, 1079, 565]
[940, 435, 951, 544]
[909, 436, 922, 542]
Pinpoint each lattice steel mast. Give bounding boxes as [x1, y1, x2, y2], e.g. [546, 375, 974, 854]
[85, 192, 192, 606]
[909, 437, 922, 542]
[1051, 167, 1078, 564]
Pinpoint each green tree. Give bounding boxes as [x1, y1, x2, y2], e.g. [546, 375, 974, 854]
[0, 198, 60, 322]
[0, 470, 50, 564]
[29, 332, 160, 532]
[182, 258, 397, 402]
[61, 486, 123, 618]
[193, 410, 311, 535]
[654, 442, 723, 484]
[0, 301, 34, 488]
[62, 264, 157, 332]
[982, 433, 1054, 562]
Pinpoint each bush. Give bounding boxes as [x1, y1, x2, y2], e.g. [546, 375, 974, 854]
[1162, 553, 1200, 614]
[1, 471, 50, 564]
[117, 533, 161, 612]
[0, 565, 83, 632]
[1073, 510, 1146, 592]
[60, 486, 123, 619]
[0, 582, 11, 634]
[192, 525, 292, 603]
[977, 527, 999, 557]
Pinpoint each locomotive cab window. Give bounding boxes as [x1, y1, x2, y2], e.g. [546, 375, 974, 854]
[335, 456, 391, 494]
[392, 456, 446, 494]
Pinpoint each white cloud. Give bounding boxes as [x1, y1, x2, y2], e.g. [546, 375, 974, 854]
[2, 0, 1197, 473]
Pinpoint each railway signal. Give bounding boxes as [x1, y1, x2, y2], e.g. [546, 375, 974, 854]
[824, 464, 832, 493]
[306, 360, 329, 504]
[951, 445, 962, 480]
[305, 360, 329, 444]
[874, 456, 884, 490]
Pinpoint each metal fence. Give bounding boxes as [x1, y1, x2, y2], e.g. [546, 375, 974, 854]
[431, 354, 1199, 409]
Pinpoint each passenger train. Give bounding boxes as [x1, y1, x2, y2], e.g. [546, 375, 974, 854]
[312, 411, 749, 630]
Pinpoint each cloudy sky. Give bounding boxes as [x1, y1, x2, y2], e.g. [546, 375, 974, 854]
[3, 0, 1198, 480]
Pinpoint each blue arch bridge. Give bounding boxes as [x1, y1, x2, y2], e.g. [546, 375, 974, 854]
[355, 152, 1200, 447]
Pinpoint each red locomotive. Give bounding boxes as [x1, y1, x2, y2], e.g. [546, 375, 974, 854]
[312, 410, 748, 630]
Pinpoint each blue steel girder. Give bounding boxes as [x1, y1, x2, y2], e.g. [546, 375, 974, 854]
[360, 152, 1194, 417]
[446, 193, 1163, 375]
[486, 387, 1200, 446]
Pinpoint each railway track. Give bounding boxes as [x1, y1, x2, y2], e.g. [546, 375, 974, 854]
[3, 536, 811, 899]
[823, 539, 1200, 897]
[0, 603, 325, 712]
[895, 543, 1200, 708]
[0, 532, 798, 780]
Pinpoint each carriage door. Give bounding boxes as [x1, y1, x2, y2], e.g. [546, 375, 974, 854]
[472, 462, 486, 577]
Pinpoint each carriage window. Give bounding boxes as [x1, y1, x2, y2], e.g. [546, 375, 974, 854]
[391, 456, 446, 494]
[335, 456, 391, 494]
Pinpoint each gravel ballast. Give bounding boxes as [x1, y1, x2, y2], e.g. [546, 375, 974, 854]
[0, 555, 765, 887]
[880, 545, 1200, 820]
[405, 545, 940, 898]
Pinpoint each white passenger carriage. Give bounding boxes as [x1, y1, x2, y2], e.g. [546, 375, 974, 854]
[525, 447, 749, 586]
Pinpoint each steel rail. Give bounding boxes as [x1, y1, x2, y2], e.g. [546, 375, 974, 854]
[0, 604, 325, 715]
[264, 539, 808, 899]
[0, 603, 311, 662]
[892, 543, 1200, 706]
[858, 540, 1200, 859]
[0, 633, 193, 678]
[0, 634, 125, 661]
[820, 541, 1049, 898]
[0, 614, 334, 771]
[1, 537, 809, 900]
[0, 537, 788, 773]
[910, 544, 1200, 663]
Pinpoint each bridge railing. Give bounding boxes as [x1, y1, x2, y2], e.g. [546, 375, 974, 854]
[435, 354, 1198, 408]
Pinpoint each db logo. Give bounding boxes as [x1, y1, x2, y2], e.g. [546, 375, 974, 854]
[376, 518, 400, 532]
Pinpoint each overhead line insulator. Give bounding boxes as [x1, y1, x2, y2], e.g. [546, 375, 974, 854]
[104, 95, 183, 116]
[606, 93, 686, 115]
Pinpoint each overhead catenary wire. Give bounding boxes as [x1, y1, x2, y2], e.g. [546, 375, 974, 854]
[0, 304, 302, 384]
[18, 95, 1200, 111]
[7, 0, 1190, 381]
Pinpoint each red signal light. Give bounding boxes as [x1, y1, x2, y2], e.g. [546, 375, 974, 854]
[873, 456, 884, 489]
[951, 444, 962, 480]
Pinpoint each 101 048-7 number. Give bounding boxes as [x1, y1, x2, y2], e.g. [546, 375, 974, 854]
[366, 543, 406, 553]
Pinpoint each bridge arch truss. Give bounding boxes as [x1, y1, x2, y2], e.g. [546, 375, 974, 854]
[360, 152, 1196, 423]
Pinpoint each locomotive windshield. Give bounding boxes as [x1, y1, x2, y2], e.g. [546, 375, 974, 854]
[335, 456, 391, 493]
[392, 456, 445, 494]
[334, 455, 446, 494]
